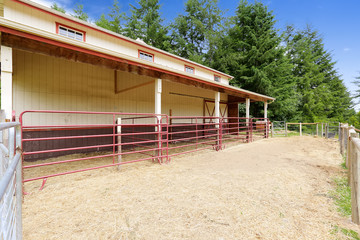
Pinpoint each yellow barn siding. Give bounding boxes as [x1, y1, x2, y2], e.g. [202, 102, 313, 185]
[4, 0, 230, 84]
[162, 80, 228, 118]
[13, 49, 228, 125]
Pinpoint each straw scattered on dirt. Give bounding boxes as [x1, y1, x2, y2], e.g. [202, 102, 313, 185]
[23, 137, 359, 239]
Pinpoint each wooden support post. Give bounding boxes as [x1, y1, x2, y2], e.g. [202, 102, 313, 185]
[245, 98, 250, 142]
[285, 122, 288, 137]
[155, 78, 162, 116]
[264, 101, 268, 138]
[1, 46, 13, 121]
[215, 92, 220, 121]
[155, 78, 162, 162]
[347, 126, 356, 185]
[316, 123, 319, 137]
[117, 118, 121, 170]
[321, 123, 324, 137]
[215, 92, 220, 149]
[325, 123, 328, 139]
[346, 125, 351, 168]
[350, 137, 360, 224]
[271, 122, 274, 138]
[264, 101, 268, 119]
[299, 122, 302, 136]
[245, 98, 250, 125]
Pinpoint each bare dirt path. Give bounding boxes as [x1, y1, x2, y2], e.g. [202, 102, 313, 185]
[23, 137, 359, 239]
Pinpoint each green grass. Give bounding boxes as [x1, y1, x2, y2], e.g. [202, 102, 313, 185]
[331, 225, 360, 240]
[330, 176, 351, 216]
[330, 172, 360, 239]
[341, 154, 347, 169]
[286, 132, 300, 137]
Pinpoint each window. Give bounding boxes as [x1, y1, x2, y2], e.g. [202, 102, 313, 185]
[139, 51, 154, 62]
[214, 75, 221, 82]
[185, 65, 195, 74]
[56, 23, 85, 41]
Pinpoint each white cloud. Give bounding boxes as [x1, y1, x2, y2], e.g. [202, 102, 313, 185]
[29, 0, 52, 7]
[29, 0, 74, 16]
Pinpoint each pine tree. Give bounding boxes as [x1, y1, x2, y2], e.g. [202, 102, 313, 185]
[125, 0, 170, 50]
[51, 3, 66, 14]
[72, 4, 88, 22]
[170, 0, 225, 64]
[213, 1, 297, 119]
[353, 75, 360, 99]
[95, 0, 126, 35]
[285, 25, 353, 122]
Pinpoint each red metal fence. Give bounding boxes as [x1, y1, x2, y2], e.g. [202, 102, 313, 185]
[19, 110, 269, 187]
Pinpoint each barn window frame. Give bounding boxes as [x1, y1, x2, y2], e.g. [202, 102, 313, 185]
[56, 22, 86, 42]
[184, 65, 195, 74]
[138, 50, 154, 62]
[214, 75, 221, 82]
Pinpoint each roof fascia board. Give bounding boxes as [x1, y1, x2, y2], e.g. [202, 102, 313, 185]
[11, 0, 233, 79]
[0, 17, 275, 102]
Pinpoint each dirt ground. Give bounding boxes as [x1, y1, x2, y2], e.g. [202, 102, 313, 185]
[23, 136, 359, 239]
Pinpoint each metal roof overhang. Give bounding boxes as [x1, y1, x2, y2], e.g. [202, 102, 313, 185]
[0, 18, 275, 103]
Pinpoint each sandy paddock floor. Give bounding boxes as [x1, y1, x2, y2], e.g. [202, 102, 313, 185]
[23, 137, 359, 239]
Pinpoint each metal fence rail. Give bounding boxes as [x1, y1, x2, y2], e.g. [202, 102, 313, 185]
[0, 122, 22, 240]
[19, 110, 269, 187]
[20, 110, 168, 186]
[272, 122, 340, 138]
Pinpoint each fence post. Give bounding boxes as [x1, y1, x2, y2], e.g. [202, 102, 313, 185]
[338, 122, 341, 141]
[340, 124, 344, 155]
[157, 117, 163, 162]
[350, 137, 360, 224]
[271, 122, 274, 138]
[347, 127, 357, 178]
[321, 123, 324, 137]
[250, 119, 253, 143]
[117, 118, 121, 170]
[285, 122, 288, 137]
[316, 123, 319, 137]
[346, 125, 350, 168]
[299, 122, 302, 136]
[15, 125, 22, 240]
[325, 123, 329, 139]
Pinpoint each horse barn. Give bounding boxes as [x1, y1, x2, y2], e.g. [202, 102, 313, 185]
[0, 0, 274, 184]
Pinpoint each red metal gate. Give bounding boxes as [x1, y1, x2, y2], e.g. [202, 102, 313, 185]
[20, 110, 168, 188]
[19, 110, 269, 188]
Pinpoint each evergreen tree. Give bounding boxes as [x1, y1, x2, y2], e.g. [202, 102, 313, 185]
[125, 0, 170, 50]
[170, 0, 225, 64]
[285, 25, 353, 122]
[353, 75, 360, 99]
[95, 0, 126, 35]
[51, 3, 66, 14]
[213, 1, 298, 120]
[72, 4, 88, 22]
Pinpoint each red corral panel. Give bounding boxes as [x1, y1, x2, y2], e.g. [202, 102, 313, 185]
[20, 110, 269, 189]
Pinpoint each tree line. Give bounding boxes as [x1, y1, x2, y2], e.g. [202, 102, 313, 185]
[52, 0, 356, 124]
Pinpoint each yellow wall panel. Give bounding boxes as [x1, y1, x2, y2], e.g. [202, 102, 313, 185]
[4, 0, 230, 85]
[13, 49, 228, 125]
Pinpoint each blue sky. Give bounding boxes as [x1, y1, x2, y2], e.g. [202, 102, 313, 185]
[34, 0, 360, 108]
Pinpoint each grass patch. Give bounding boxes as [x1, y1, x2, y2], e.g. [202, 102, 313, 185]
[341, 154, 347, 169]
[331, 225, 360, 240]
[330, 176, 351, 216]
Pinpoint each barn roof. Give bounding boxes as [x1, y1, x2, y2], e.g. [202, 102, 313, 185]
[0, 0, 275, 102]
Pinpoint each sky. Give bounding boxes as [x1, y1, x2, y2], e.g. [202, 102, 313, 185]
[33, 0, 360, 108]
